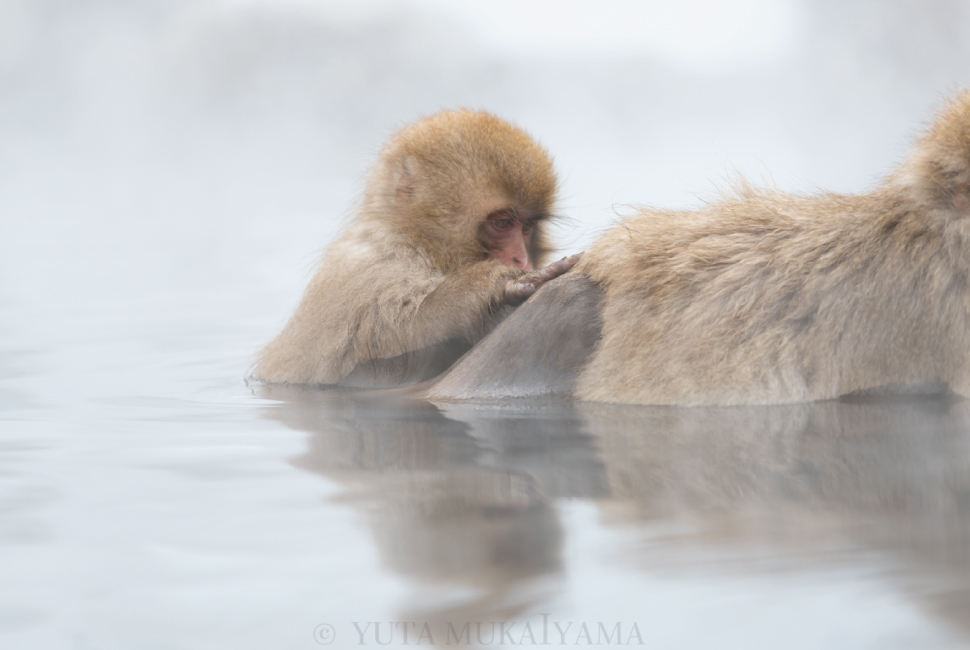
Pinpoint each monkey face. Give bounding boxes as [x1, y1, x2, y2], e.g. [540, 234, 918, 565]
[482, 210, 536, 271]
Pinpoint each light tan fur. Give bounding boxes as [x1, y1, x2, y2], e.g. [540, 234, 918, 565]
[576, 91, 970, 405]
[254, 110, 559, 386]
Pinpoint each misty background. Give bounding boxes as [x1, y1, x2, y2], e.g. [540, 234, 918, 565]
[3, 1, 970, 648]
[4, 0, 970, 363]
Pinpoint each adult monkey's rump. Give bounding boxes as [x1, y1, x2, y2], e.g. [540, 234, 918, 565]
[426, 91, 970, 405]
[253, 110, 577, 388]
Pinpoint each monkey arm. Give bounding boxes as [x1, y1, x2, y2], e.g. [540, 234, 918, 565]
[404, 255, 581, 351]
[403, 260, 526, 351]
[330, 260, 517, 389]
[332, 255, 577, 389]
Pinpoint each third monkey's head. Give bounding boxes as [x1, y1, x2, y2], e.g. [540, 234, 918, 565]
[364, 110, 559, 272]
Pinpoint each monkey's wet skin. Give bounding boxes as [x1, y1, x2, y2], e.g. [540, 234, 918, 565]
[257, 385, 970, 646]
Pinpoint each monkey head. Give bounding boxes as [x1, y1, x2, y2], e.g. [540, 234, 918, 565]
[362, 110, 559, 272]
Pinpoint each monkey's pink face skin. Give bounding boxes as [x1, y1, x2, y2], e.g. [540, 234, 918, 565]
[484, 211, 535, 271]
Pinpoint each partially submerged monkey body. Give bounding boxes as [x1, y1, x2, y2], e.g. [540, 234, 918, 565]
[254, 110, 574, 387]
[427, 91, 970, 405]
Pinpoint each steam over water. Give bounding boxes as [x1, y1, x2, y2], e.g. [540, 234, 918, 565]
[3, 1, 970, 647]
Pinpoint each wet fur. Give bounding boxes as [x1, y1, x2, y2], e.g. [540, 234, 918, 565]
[425, 275, 604, 399]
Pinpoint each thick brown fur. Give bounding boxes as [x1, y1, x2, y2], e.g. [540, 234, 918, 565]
[253, 110, 559, 386]
[575, 90, 970, 405]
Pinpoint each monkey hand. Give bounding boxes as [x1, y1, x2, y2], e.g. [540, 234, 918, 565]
[504, 253, 582, 304]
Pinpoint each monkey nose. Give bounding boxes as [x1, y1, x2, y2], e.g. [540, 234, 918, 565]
[512, 256, 533, 271]
[497, 230, 533, 270]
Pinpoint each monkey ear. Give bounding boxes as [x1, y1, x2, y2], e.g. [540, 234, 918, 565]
[394, 157, 419, 205]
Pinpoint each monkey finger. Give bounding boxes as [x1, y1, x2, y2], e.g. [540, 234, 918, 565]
[530, 253, 582, 283]
[504, 253, 581, 304]
[505, 280, 538, 303]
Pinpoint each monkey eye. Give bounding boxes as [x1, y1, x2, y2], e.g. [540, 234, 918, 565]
[490, 218, 513, 231]
[521, 220, 535, 234]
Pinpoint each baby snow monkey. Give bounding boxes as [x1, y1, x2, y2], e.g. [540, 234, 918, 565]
[254, 110, 576, 388]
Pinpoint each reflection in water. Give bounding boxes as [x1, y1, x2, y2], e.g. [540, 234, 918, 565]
[583, 398, 970, 633]
[262, 388, 970, 640]
[261, 388, 601, 628]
